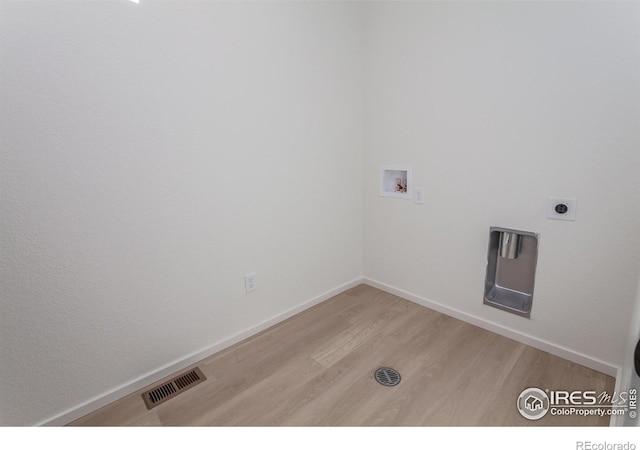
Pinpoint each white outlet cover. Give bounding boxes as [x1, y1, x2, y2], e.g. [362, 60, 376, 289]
[414, 187, 425, 204]
[245, 272, 257, 293]
[547, 197, 577, 221]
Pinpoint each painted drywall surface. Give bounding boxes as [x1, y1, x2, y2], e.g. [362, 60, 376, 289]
[363, 2, 640, 369]
[0, 1, 364, 425]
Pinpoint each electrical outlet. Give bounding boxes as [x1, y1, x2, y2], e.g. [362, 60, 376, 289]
[414, 187, 425, 204]
[547, 197, 577, 221]
[245, 272, 257, 293]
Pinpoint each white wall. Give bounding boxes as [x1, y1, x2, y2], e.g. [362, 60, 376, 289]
[0, 1, 364, 426]
[363, 1, 640, 372]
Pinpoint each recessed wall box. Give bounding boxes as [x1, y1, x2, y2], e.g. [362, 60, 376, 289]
[484, 227, 539, 318]
[379, 165, 412, 199]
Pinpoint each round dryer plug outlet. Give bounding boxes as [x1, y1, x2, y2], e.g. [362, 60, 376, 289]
[547, 197, 577, 221]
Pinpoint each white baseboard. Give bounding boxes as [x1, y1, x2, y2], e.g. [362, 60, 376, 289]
[363, 277, 619, 378]
[42, 276, 619, 426]
[39, 277, 364, 426]
[610, 366, 625, 427]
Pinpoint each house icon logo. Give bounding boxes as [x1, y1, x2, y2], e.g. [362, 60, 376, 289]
[525, 395, 543, 411]
[517, 388, 550, 420]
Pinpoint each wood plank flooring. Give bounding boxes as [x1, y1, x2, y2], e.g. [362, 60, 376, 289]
[70, 284, 615, 426]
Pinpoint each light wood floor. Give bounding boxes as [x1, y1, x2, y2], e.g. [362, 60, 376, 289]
[71, 284, 614, 426]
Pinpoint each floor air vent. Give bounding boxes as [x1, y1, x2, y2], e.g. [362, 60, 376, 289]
[374, 367, 401, 387]
[142, 367, 206, 410]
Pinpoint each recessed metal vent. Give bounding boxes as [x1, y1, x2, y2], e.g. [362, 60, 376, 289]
[374, 367, 401, 387]
[142, 367, 206, 410]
